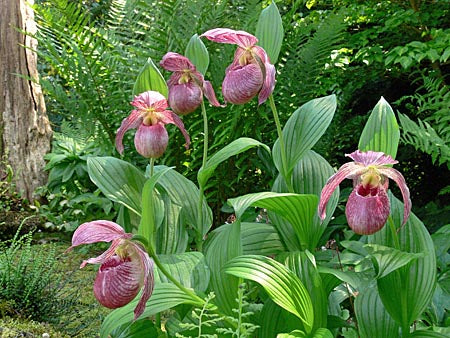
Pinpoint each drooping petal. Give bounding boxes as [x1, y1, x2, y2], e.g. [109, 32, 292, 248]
[71, 220, 127, 247]
[160, 52, 196, 72]
[134, 124, 169, 158]
[201, 28, 258, 48]
[93, 255, 143, 309]
[258, 62, 276, 105]
[116, 110, 144, 155]
[346, 150, 398, 166]
[202, 80, 223, 107]
[158, 111, 191, 149]
[80, 238, 124, 268]
[222, 64, 263, 104]
[133, 244, 154, 320]
[132, 91, 168, 112]
[378, 167, 412, 225]
[168, 82, 203, 115]
[346, 185, 390, 235]
[318, 162, 366, 220]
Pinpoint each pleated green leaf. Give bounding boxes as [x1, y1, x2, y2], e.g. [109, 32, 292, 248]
[364, 244, 424, 279]
[255, 1, 284, 63]
[355, 285, 399, 338]
[277, 330, 307, 338]
[409, 330, 448, 337]
[204, 221, 242, 314]
[358, 97, 400, 159]
[110, 319, 157, 338]
[228, 192, 317, 250]
[318, 266, 365, 290]
[154, 165, 212, 236]
[241, 222, 285, 255]
[370, 194, 436, 329]
[197, 137, 270, 189]
[283, 252, 328, 331]
[185, 34, 209, 75]
[272, 150, 339, 250]
[259, 300, 304, 338]
[225, 255, 314, 333]
[87, 156, 146, 216]
[100, 283, 198, 338]
[132, 57, 168, 97]
[155, 252, 210, 293]
[273, 95, 336, 184]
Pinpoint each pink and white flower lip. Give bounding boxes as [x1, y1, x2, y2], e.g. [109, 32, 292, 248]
[160, 52, 222, 115]
[69, 221, 154, 320]
[201, 28, 276, 105]
[318, 150, 411, 235]
[115, 90, 190, 158]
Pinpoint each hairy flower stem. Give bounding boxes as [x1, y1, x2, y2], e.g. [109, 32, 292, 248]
[196, 100, 209, 252]
[387, 216, 401, 250]
[149, 158, 155, 177]
[269, 94, 294, 193]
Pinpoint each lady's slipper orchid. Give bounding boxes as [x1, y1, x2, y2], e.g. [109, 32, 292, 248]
[318, 150, 411, 235]
[69, 221, 154, 320]
[115, 90, 190, 158]
[160, 52, 221, 115]
[201, 28, 275, 105]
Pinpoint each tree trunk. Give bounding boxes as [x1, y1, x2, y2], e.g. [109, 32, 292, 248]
[0, 0, 52, 201]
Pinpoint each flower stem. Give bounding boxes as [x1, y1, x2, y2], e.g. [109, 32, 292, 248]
[387, 216, 401, 250]
[268, 94, 294, 193]
[149, 158, 155, 177]
[196, 100, 209, 252]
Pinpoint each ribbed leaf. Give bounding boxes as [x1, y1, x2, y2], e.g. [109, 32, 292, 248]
[365, 244, 424, 279]
[279, 328, 333, 338]
[255, 1, 284, 63]
[277, 330, 306, 338]
[273, 95, 336, 184]
[409, 330, 448, 337]
[228, 192, 317, 250]
[155, 252, 210, 293]
[154, 165, 212, 236]
[100, 283, 198, 338]
[358, 97, 400, 159]
[87, 156, 146, 216]
[225, 255, 314, 333]
[283, 252, 327, 331]
[197, 137, 270, 188]
[355, 285, 399, 338]
[272, 150, 339, 250]
[259, 300, 303, 338]
[370, 194, 437, 329]
[132, 57, 168, 97]
[241, 222, 285, 255]
[318, 266, 365, 290]
[204, 221, 242, 314]
[110, 319, 157, 338]
[185, 33, 209, 75]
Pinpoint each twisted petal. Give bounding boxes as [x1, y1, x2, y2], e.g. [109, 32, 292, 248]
[346, 185, 390, 235]
[203, 80, 223, 107]
[258, 62, 276, 105]
[133, 244, 154, 320]
[160, 52, 196, 72]
[346, 150, 398, 166]
[318, 162, 366, 220]
[134, 124, 169, 159]
[158, 110, 191, 149]
[222, 64, 263, 104]
[71, 220, 128, 247]
[116, 110, 144, 155]
[378, 167, 411, 225]
[131, 91, 168, 111]
[201, 28, 258, 48]
[168, 82, 203, 115]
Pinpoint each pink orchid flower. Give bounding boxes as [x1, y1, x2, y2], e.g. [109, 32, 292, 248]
[318, 150, 411, 235]
[115, 90, 190, 158]
[201, 28, 276, 105]
[69, 221, 154, 320]
[160, 52, 222, 115]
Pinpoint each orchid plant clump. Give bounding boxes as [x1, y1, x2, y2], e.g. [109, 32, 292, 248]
[70, 3, 438, 337]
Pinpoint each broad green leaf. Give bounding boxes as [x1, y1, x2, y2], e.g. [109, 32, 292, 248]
[255, 1, 284, 63]
[155, 252, 210, 293]
[197, 137, 270, 189]
[355, 285, 399, 338]
[277, 330, 306, 338]
[272, 150, 339, 250]
[132, 57, 168, 97]
[100, 283, 198, 338]
[259, 300, 304, 338]
[110, 318, 158, 338]
[139, 167, 172, 246]
[409, 329, 450, 337]
[283, 252, 327, 331]
[318, 266, 365, 290]
[273, 95, 337, 185]
[154, 165, 212, 236]
[185, 34, 209, 75]
[87, 156, 146, 216]
[364, 244, 424, 279]
[225, 255, 314, 333]
[228, 192, 317, 250]
[358, 97, 400, 159]
[370, 194, 437, 329]
[204, 221, 242, 314]
[241, 222, 285, 255]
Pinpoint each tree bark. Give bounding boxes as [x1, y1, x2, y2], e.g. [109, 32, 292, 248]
[0, 0, 52, 201]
